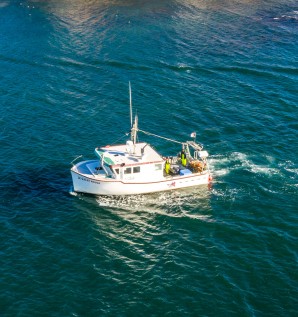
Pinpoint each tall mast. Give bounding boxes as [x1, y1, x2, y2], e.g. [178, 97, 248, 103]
[128, 82, 138, 149]
[129, 81, 132, 128]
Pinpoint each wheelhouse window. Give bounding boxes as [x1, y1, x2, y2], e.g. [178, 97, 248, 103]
[155, 164, 162, 171]
[133, 166, 140, 173]
[114, 168, 119, 174]
[124, 167, 132, 174]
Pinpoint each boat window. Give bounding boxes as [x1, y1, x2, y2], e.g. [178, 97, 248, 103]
[155, 164, 162, 171]
[124, 167, 132, 174]
[133, 166, 140, 173]
[114, 168, 119, 174]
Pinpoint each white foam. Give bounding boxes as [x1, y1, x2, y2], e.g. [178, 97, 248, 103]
[285, 168, 298, 175]
[95, 188, 214, 221]
[214, 152, 284, 177]
[69, 187, 78, 196]
[208, 152, 249, 176]
[250, 165, 279, 175]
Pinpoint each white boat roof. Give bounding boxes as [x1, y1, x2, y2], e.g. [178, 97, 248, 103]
[95, 142, 164, 167]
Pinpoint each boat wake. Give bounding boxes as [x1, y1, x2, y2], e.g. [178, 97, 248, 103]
[208, 152, 297, 201]
[209, 152, 293, 178]
[94, 187, 213, 221]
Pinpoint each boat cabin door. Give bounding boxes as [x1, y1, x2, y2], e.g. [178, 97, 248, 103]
[119, 166, 124, 180]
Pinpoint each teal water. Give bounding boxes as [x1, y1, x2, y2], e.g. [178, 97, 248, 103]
[1, 0, 297, 316]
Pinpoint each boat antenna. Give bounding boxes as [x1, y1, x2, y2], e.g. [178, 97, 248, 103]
[132, 114, 138, 146]
[129, 81, 133, 127]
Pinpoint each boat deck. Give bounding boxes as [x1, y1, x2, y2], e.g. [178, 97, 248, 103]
[72, 160, 105, 178]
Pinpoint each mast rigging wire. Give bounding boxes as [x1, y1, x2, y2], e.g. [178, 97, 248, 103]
[138, 129, 184, 145]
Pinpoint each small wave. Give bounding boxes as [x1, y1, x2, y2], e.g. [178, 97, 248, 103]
[280, 161, 298, 176]
[249, 165, 279, 176]
[211, 186, 249, 206]
[284, 168, 298, 176]
[259, 184, 280, 195]
[213, 169, 229, 177]
[177, 63, 192, 73]
[0, 2, 9, 8]
[273, 11, 298, 22]
[156, 60, 213, 75]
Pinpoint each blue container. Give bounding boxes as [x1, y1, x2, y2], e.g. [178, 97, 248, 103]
[179, 169, 192, 176]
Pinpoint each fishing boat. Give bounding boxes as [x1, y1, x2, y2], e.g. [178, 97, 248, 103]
[70, 84, 212, 196]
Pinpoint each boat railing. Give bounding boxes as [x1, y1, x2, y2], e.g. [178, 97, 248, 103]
[70, 155, 83, 166]
[187, 141, 203, 151]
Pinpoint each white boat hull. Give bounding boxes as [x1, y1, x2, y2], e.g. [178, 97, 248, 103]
[71, 161, 211, 196]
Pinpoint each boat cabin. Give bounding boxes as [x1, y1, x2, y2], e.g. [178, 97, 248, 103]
[95, 142, 165, 181]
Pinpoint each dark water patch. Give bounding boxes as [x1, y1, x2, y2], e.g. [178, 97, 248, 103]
[213, 64, 298, 79]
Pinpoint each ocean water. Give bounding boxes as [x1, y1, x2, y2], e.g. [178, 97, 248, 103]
[1, 0, 297, 316]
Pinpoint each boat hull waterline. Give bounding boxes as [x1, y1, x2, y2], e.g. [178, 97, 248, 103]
[71, 160, 211, 196]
